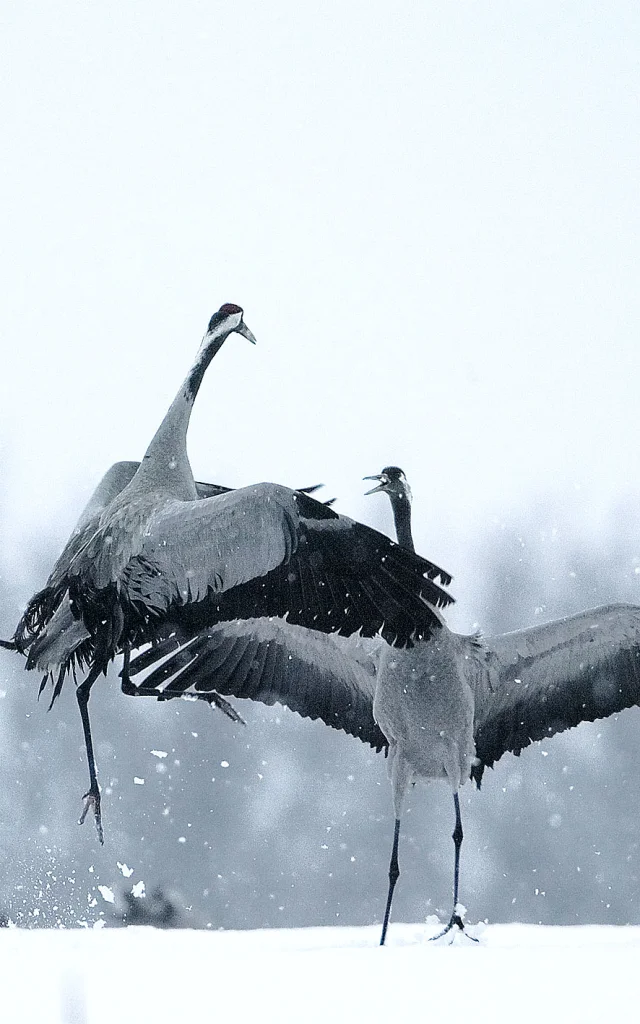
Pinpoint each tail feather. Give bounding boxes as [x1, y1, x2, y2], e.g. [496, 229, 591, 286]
[13, 586, 65, 654]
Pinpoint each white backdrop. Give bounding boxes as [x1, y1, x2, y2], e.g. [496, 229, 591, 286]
[1, 0, 639, 621]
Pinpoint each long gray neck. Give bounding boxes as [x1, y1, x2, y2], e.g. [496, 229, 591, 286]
[389, 491, 414, 551]
[136, 330, 229, 497]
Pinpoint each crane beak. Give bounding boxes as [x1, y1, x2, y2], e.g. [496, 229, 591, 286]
[363, 474, 385, 495]
[235, 321, 257, 345]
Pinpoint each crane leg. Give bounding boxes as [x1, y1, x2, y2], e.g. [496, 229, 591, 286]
[430, 792, 477, 943]
[76, 662, 104, 845]
[380, 818, 401, 946]
[120, 645, 133, 693]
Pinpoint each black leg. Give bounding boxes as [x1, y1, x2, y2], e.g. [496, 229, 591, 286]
[120, 644, 132, 693]
[430, 792, 477, 943]
[452, 791, 463, 912]
[76, 662, 104, 845]
[380, 817, 401, 946]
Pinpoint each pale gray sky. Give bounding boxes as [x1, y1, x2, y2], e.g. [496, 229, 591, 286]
[1, 1, 639, 623]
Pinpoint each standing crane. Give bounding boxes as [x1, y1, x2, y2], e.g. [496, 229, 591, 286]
[126, 465, 640, 944]
[1, 309, 453, 844]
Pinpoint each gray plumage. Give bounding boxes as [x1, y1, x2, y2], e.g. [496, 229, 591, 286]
[2, 304, 262, 841]
[19, 461, 327, 698]
[127, 465, 640, 941]
[15, 462, 239, 692]
[129, 617, 387, 751]
[10, 310, 452, 689]
[128, 601, 640, 780]
[475, 603, 640, 783]
[2, 312, 453, 842]
[60, 478, 450, 651]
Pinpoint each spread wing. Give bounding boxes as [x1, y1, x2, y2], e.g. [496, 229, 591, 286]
[11, 466, 323, 660]
[472, 603, 640, 785]
[98, 483, 454, 648]
[127, 618, 389, 752]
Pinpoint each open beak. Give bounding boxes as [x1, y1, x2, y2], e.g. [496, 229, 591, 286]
[236, 321, 257, 345]
[363, 474, 385, 495]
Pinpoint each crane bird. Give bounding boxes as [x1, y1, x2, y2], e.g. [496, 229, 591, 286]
[0, 460, 328, 726]
[1, 309, 453, 844]
[125, 465, 640, 944]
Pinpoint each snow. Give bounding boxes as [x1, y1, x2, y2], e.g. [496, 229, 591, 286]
[2, 922, 639, 1023]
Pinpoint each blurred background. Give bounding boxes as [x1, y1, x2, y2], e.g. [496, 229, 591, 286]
[1, 0, 639, 928]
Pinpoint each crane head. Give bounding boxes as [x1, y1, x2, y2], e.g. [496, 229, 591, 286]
[206, 303, 257, 345]
[363, 466, 412, 503]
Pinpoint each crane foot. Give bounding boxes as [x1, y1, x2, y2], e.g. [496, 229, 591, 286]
[79, 785, 104, 846]
[430, 912, 479, 944]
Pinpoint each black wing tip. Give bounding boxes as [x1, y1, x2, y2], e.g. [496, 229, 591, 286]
[385, 536, 454, 604]
[297, 484, 337, 506]
[0, 637, 17, 651]
[430, 588, 455, 609]
[422, 563, 453, 588]
[388, 536, 452, 589]
[297, 484, 325, 495]
[417, 576, 454, 613]
[292, 490, 339, 520]
[379, 614, 447, 649]
[470, 762, 487, 789]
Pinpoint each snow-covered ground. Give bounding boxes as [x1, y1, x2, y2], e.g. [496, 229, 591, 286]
[2, 921, 639, 1024]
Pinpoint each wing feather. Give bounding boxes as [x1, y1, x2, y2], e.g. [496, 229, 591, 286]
[110, 483, 453, 648]
[473, 603, 640, 784]
[11, 462, 234, 655]
[128, 618, 388, 752]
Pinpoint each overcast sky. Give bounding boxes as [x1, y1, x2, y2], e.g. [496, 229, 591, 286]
[1, 1, 639, 624]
